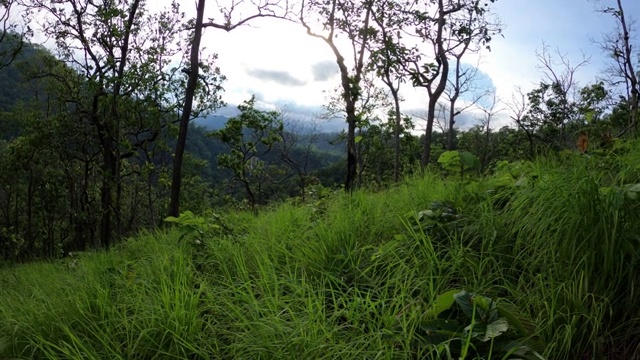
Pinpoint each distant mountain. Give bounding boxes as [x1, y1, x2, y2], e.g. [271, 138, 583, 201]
[194, 105, 348, 133]
[193, 114, 231, 130]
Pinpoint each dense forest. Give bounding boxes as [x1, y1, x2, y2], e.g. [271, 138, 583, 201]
[1, 0, 640, 358]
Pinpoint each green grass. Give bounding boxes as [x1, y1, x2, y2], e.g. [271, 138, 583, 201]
[2, 147, 640, 359]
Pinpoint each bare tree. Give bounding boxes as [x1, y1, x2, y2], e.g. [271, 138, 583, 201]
[277, 113, 322, 201]
[532, 43, 590, 147]
[593, 0, 638, 136]
[505, 86, 534, 152]
[536, 42, 590, 100]
[442, 5, 500, 151]
[474, 90, 502, 168]
[444, 57, 493, 150]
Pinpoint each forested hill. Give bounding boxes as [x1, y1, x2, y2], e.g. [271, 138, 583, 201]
[0, 37, 345, 190]
[0, 35, 349, 260]
[0, 38, 51, 136]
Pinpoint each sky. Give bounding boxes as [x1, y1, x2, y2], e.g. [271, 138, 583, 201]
[194, 0, 639, 131]
[25, 0, 640, 131]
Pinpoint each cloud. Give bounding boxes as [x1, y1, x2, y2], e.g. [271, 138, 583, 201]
[246, 68, 306, 86]
[311, 60, 338, 82]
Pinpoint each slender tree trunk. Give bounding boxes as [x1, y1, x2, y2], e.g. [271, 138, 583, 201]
[422, 99, 437, 169]
[26, 171, 34, 255]
[168, 0, 206, 217]
[447, 102, 456, 150]
[391, 88, 402, 182]
[345, 109, 358, 191]
[614, 0, 638, 131]
[420, 1, 451, 169]
[99, 141, 116, 249]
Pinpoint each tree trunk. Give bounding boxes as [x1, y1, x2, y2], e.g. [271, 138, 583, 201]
[447, 102, 456, 150]
[421, 98, 437, 169]
[420, 1, 451, 169]
[345, 107, 358, 192]
[168, 0, 206, 217]
[391, 88, 402, 182]
[99, 141, 116, 249]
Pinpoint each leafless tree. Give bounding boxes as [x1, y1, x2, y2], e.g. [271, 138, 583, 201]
[505, 86, 533, 152]
[592, 0, 638, 136]
[536, 42, 590, 102]
[443, 57, 493, 150]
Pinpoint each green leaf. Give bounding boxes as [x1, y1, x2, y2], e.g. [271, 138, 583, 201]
[624, 183, 640, 200]
[459, 151, 480, 171]
[418, 319, 463, 344]
[454, 290, 475, 318]
[355, 135, 363, 143]
[497, 302, 545, 352]
[164, 216, 180, 223]
[426, 289, 461, 318]
[482, 317, 509, 341]
[584, 110, 594, 123]
[515, 176, 529, 187]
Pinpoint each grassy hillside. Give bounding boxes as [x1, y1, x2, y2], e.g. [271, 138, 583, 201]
[1, 143, 640, 359]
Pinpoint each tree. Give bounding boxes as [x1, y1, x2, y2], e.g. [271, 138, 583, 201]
[506, 86, 534, 153]
[211, 96, 283, 208]
[594, 0, 638, 136]
[472, 90, 502, 168]
[368, 0, 410, 182]
[300, 0, 374, 191]
[24, 0, 190, 248]
[0, 0, 30, 70]
[277, 115, 322, 201]
[168, 0, 208, 218]
[168, 0, 291, 217]
[407, 0, 499, 169]
[521, 44, 589, 150]
[444, 59, 495, 150]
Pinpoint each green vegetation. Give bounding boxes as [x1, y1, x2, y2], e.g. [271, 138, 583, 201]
[1, 0, 640, 358]
[2, 142, 640, 359]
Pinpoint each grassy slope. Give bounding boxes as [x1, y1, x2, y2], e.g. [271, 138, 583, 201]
[1, 145, 640, 359]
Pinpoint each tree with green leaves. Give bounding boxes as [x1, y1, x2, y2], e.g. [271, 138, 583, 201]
[22, 0, 194, 248]
[300, 0, 374, 192]
[406, 0, 499, 169]
[168, 0, 291, 217]
[211, 96, 283, 207]
[367, 0, 411, 183]
[0, 0, 30, 70]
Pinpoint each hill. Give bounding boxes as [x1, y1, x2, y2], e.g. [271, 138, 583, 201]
[2, 142, 640, 359]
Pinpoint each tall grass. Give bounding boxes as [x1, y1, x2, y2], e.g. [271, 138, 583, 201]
[2, 147, 640, 359]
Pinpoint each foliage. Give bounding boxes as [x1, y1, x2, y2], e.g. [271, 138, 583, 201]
[164, 210, 233, 243]
[407, 290, 543, 359]
[211, 96, 284, 206]
[438, 150, 481, 177]
[4, 142, 640, 358]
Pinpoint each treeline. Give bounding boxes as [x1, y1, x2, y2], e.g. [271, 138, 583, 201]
[0, 37, 345, 260]
[0, 36, 636, 261]
[0, 0, 638, 261]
